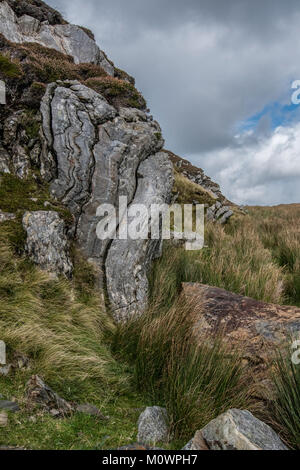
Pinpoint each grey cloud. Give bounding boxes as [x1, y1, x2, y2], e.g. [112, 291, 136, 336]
[47, 0, 300, 204]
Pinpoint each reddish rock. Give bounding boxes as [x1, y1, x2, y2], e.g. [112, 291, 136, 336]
[182, 283, 300, 363]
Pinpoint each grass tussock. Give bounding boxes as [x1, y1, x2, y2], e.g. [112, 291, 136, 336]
[270, 346, 300, 449]
[114, 246, 256, 441]
[0, 232, 126, 390]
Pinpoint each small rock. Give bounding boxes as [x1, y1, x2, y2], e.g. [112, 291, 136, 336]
[76, 404, 107, 420]
[0, 401, 20, 413]
[0, 412, 8, 427]
[201, 409, 288, 450]
[137, 406, 169, 445]
[23, 211, 73, 278]
[26, 375, 73, 417]
[0, 365, 12, 377]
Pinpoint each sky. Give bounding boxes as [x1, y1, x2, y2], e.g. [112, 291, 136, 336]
[48, 0, 300, 205]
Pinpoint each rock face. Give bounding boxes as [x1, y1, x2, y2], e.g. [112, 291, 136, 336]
[40, 80, 173, 320]
[106, 152, 174, 321]
[137, 407, 169, 445]
[201, 409, 288, 450]
[22, 211, 73, 277]
[182, 283, 300, 362]
[0, 1, 114, 74]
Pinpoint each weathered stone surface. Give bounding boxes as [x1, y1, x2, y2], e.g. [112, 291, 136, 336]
[201, 409, 288, 450]
[106, 152, 174, 321]
[137, 407, 169, 445]
[182, 431, 209, 451]
[22, 211, 73, 277]
[182, 283, 300, 362]
[0, 146, 10, 174]
[206, 201, 234, 224]
[0, 400, 20, 413]
[0, 211, 15, 223]
[41, 81, 171, 321]
[26, 375, 73, 417]
[0, 1, 114, 74]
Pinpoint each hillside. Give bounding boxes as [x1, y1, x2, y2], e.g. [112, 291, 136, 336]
[0, 0, 299, 452]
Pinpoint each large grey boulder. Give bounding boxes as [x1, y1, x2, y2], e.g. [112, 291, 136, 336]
[137, 407, 169, 445]
[40, 81, 172, 321]
[22, 211, 73, 277]
[0, 1, 114, 74]
[201, 409, 288, 450]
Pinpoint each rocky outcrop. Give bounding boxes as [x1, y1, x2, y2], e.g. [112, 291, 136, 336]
[200, 409, 288, 450]
[182, 283, 300, 363]
[40, 80, 173, 320]
[137, 407, 169, 445]
[166, 150, 228, 202]
[22, 211, 73, 277]
[106, 152, 174, 321]
[0, 1, 114, 74]
[206, 201, 234, 225]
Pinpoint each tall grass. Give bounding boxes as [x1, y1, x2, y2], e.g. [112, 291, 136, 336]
[0, 225, 127, 392]
[271, 347, 300, 449]
[114, 246, 255, 440]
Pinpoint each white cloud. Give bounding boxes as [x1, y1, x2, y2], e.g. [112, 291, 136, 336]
[190, 123, 300, 205]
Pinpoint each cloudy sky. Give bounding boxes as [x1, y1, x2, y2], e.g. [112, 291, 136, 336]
[48, 0, 300, 205]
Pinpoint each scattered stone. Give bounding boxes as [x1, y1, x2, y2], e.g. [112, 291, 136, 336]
[0, 401, 20, 413]
[0, 146, 10, 174]
[0, 412, 8, 427]
[137, 407, 169, 445]
[26, 375, 73, 417]
[23, 211, 73, 278]
[206, 201, 233, 224]
[201, 409, 288, 451]
[0, 211, 16, 223]
[76, 404, 107, 420]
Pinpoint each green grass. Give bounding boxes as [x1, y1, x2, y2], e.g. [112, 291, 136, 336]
[0, 53, 22, 79]
[270, 346, 300, 449]
[0, 227, 147, 449]
[0, 371, 145, 450]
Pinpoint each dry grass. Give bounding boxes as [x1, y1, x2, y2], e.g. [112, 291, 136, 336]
[0, 230, 126, 389]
